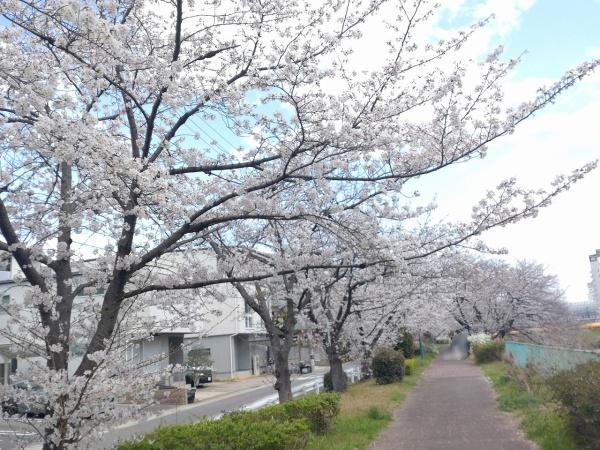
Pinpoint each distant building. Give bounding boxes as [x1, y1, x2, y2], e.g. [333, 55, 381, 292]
[589, 250, 600, 305]
[568, 301, 600, 320]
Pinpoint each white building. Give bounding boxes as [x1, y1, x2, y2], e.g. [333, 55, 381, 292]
[588, 249, 600, 305]
[0, 252, 268, 385]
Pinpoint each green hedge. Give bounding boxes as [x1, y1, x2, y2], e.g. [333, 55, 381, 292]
[116, 393, 340, 450]
[239, 393, 340, 434]
[549, 361, 600, 449]
[372, 348, 405, 384]
[472, 341, 504, 364]
[116, 417, 309, 450]
[404, 358, 416, 376]
[395, 331, 416, 358]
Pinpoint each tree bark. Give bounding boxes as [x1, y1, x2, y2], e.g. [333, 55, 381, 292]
[328, 351, 347, 392]
[323, 330, 348, 392]
[271, 339, 293, 402]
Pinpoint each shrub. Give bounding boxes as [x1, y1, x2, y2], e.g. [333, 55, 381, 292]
[372, 348, 405, 384]
[394, 331, 416, 358]
[117, 393, 340, 449]
[549, 361, 600, 449]
[404, 358, 416, 376]
[116, 416, 309, 450]
[472, 341, 504, 364]
[234, 393, 340, 435]
[468, 332, 492, 346]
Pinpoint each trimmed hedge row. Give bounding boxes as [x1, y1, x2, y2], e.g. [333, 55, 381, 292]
[229, 392, 340, 434]
[116, 393, 340, 450]
[116, 417, 309, 450]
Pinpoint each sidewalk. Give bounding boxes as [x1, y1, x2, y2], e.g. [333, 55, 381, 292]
[152, 374, 275, 412]
[370, 357, 537, 450]
[152, 366, 328, 412]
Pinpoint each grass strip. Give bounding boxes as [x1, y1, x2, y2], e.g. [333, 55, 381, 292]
[480, 361, 578, 450]
[306, 352, 434, 450]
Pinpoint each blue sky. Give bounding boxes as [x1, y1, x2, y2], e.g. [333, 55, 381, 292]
[415, 0, 600, 301]
[494, 0, 600, 78]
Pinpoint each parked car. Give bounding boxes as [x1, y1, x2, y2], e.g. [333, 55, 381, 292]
[299, 361, 313, 374]
[1, 381, 52, 417]
[185, 366, 213, 387]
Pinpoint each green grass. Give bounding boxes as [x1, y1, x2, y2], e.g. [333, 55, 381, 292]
[480, 362, 579, 450]
[590, 327, 600, 336]
[306, 352, 434, 450]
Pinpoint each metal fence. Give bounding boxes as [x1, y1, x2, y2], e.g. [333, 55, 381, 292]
[505, 341, 600, 375]
[242, 366, 362, 412]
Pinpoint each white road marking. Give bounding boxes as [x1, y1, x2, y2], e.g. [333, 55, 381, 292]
[0, 431, 36, 436]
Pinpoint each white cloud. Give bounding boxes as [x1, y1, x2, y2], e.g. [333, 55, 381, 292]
[587, 46, 600, 58]
[413, 72, 600, 301]
[473, 0, 536, 35]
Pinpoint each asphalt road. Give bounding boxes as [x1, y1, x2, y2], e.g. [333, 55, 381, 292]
[0, 417, 41, 450]
[0, 369, 335, 450]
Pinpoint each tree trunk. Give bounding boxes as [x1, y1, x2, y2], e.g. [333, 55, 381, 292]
[42, 416, 68, 450]
[324, 332, 348, 392]
[328, 351, 347, 392]
[272, 341, 293, 403]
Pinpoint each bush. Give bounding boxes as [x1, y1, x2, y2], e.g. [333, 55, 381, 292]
[472, 341, 504, 364]
[468, 332, 492, 346]
[116, 416, 309, 450]
[404, 358, 416, 376]
[372, 348, 405, 384]
[117, 393, 340, 449]
[549, 361, 600, 449]
[230, 393, 340, 435]
[394, 331, 416, 358]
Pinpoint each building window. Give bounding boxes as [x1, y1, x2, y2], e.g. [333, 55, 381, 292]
[0, 295, 9, 314]
[0, 253, 10, 272]
[70, 343, 87, 357]
[190, 348, 211, 359]
[244, 303, 255, 328]
[126, 342, 142, 363]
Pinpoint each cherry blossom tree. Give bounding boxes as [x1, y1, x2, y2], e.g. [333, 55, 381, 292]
[207, 211, 391, 402]
[0, 0, 597, 447]
[445, 257, 568, 338]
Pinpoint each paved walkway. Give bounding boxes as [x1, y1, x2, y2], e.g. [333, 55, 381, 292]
[371, 355, 537, 450]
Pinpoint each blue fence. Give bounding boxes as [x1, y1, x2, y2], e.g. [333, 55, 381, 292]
[505, 341, 600, 375]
